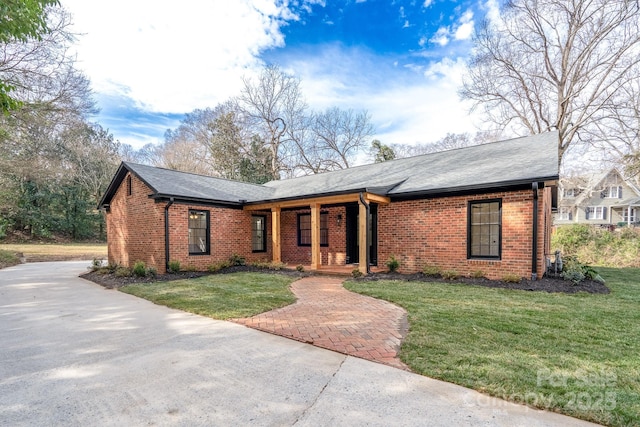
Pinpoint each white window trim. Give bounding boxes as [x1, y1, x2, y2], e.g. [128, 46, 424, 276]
[586, 206, 606, 220]
[558, 207, 572, 221]
[623, 208, 637, 223]
[604, 186, 621, 198]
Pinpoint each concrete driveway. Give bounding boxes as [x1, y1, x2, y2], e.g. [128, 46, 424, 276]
[0, 261, 598, 426]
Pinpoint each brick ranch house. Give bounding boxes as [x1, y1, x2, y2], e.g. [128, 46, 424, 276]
[99, 131, 559, 280]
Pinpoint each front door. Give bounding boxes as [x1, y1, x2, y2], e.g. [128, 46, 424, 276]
[345, 203, 377, 266]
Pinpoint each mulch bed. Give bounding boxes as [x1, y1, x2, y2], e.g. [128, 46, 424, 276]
[82, 265, 609, 294]
[357, 272, 610, 294]
[81, 265, 308, 289]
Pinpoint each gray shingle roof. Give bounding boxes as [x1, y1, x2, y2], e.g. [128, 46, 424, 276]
[99, 131, 559, 208]
[260, 131, 559, 201]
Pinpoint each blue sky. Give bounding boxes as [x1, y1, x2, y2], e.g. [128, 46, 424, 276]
[62, 0, 500, 150]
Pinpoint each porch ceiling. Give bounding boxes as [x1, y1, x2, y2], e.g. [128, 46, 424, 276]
[242, 191, 390, 211]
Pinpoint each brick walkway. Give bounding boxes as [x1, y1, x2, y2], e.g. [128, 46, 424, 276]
[233, 276, 409, 370]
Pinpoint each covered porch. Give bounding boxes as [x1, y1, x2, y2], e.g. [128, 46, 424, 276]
[244, 192, 389, 274]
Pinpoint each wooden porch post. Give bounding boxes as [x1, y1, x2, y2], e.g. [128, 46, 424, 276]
[311, 203, 321, 270]
[271, 207, 281, 263]
[358, 200, 368, 274]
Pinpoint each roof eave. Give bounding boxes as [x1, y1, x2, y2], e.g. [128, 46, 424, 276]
[389, 176, 559, 200]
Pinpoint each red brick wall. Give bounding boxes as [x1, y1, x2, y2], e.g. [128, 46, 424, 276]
[106, 173, 549, 279]
[377, 188, 547, 280]
[280, 206, 347, 266]
[166, 205, 272, 271]
[106, 173, 165, 270]
[105, 172, 272, 273]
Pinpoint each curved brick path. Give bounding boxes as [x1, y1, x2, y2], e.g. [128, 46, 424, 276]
[233, 276, 409, 370]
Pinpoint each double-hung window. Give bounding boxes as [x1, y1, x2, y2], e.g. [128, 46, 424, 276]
[558, 207, 573, 221]
[468, 200, 501, 259]
[252, 215, 267, 252]
[298, 212, 328, 246]
[623, 208, 636, 223]
[585, 206, 606, 220]
[188, 210, 210, 255]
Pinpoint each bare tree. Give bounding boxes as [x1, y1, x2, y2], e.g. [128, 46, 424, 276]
[308, 107, 374, 171]
[460, 0, 640, 168]
[236, 65, 307, 179]
[388, 131, 500, 159]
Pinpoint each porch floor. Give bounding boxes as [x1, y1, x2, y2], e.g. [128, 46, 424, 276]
[295, 264, 386, 277]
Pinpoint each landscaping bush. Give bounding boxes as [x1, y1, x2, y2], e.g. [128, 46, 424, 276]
[296, 265, 304, 272]
[441, 270, 459, 280]
[132, 261, 146, 277]
[422, 265, 441, 276]
[351, 268, 363, 278]
[553, 224, 640, 267]
[470, 270, 486, 279]
[386, 255, 399, 273]
[501, 273, 521, 283]
[167, 260, 181, 273]
[229, 253, 246, 266]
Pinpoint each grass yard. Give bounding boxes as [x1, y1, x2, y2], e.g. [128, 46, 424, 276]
[121, 272, 296, 320]
[344, 268, 640, 426]
[0, 243, 107, 263]
[0, 249, 20, 269]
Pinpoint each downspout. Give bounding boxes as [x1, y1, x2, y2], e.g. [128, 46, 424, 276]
[531, 182, 539, 281]
[359, 192, 371, 274]
[164, 197, 174, 273]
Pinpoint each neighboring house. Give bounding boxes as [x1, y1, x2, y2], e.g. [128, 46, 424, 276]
[556, 169, 640, 228]
[99, 132, 559, 280]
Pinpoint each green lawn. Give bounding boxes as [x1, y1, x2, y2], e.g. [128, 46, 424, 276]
[121, 272, 296, 320]
[0, 249, 20, 269]
[0, 243, 107, 262]
[344, 268, 640, 426]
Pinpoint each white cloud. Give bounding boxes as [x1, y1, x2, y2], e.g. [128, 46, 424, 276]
[423, 0, 434, 7]
[430, 27, 450, 47]
[282, 46, 480, 147]
[454, 10, 474, 40]
[63, 0, 303, 113]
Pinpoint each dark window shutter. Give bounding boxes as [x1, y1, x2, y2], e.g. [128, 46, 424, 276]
[603, 207, 607, 220]
[569, 211, 573, 220]
[585, 208, 590, 220]
[618, 186, 623, 198]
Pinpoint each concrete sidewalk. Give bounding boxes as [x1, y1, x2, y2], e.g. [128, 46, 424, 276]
[0, 261, 599, 426]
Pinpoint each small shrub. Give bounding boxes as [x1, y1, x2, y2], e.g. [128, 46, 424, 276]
[296, 265, 305, 272]
[90, 258, 104, 271]
[562, 269, 585, 284]
[184, 265, 198, 272]
[115, 266, 132, 277]
[208, 260, 231, 273]
[96, 266, 112, 275]
[386, 255, 400, 273]
[422, 265, 441, 276]
[146, 266, 157, 278]
[470, 270, 485, 279]
[133, 261, 146, 277]
[229, 253, 246, 266]
[267, 261, 286, 271]
[441, 270, 459, 280]
[352, 268, 363, 278]
[502, 273, 521, 283]
[167, 260, 181, 273]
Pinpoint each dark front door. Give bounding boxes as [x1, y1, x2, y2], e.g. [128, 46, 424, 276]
[345, 204, 359, 264]
[345, 203, 378, 266]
